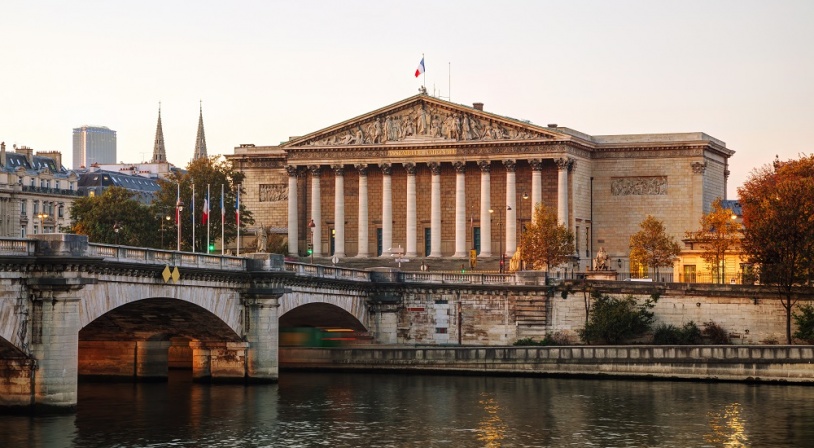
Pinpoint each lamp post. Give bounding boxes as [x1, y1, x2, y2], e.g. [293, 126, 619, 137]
[36, 213, 48, 234]
[307, 218, 316, 263]
[176, 200, 184, 251]
[520, 192, 529, 270]
[113, 222, 121, 245]
[158, 213, 171, 249]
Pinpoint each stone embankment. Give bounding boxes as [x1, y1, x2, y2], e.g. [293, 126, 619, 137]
[281, 345, 814, 383]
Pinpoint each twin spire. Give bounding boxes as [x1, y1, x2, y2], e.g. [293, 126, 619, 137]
[150, 101, 208, 164]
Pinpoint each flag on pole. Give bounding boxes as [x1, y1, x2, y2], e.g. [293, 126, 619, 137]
[202, 191, 210, 224]
[236, 186, 241, 256]
[414, 57, 425, 78]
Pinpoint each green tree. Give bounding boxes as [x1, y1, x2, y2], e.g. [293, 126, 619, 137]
[739, 155, 814, 343]
[579, 292, 655, 344]
[153, 157, 252, 252]
[69, 186, 158, 246]
[792, 304, 814, 344]
[629, 215, 681, 279]
[685, 198, 742, 283]
[518, 204, 575, 274]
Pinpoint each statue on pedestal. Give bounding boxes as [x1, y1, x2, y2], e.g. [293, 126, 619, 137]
[256, 224, 268, 253]
[594, 247, 609, 271]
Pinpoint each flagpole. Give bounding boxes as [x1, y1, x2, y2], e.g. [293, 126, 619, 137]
[206, 184, 211, 253]
[191, 183, 196, 253]
[221, 184, 225, 255]
[176, 182, 181, 252]
[236, 185, 241, 257]
[422, 53, 426, 89]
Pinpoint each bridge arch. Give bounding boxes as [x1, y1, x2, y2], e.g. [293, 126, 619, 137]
[279, 287, 370, 328]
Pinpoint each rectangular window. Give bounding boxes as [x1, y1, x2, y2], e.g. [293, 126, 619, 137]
[683, 265, 697, 283]
[20, 200, 27, 215]
[376, 228, 383, 256]
[473, 227, 481, 254]
[33, 201, 39, 214]
[424, 228, 431, 257]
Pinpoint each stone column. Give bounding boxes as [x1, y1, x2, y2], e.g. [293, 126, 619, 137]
[504, 160, 517, 257]
[429, 162, 442, 257]
[309, 165, 322, 257]
[479, 161, 492, 257]
[453, 161, 467, 258]
[530, 159, 542, 220]
[243, 291, 283, 382]
[356, 164, 369, 257]
[286, 166, 298, 256]
[405, 162, 417, 257]
[332, 165, 345, 258]
[380, 163, 393, 256]
[556, 158, 572, 226]
[30, 290, 82, 409]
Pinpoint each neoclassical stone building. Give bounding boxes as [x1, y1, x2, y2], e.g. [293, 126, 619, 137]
[228, 92, 734, 270]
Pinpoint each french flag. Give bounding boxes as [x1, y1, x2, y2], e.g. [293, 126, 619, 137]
[235, 188, 240, 227]
[202, 195, 210, 225]
[414, 57, 425, 78]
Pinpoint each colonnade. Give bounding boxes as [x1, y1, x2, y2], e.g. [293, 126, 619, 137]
[288, 157, 574, 258]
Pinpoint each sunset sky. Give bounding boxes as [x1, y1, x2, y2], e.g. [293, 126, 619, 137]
[2, 0, 812, 198]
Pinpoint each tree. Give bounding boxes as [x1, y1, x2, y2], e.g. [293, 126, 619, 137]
[629, 215, 681, 279]
[69, 186, 158, 246]
[153, 156, 253, 252]
[739, 155, 814, 343]
[579, 292, 655, 344]
[518, 204, 575, 275]
[685, 198, 741, 283]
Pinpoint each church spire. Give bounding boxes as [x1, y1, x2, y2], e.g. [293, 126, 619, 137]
[193, 101, 208, 160]
[151, 103, 167, 164]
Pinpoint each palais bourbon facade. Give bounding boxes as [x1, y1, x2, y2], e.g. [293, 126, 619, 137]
[227, 92, 733, 269]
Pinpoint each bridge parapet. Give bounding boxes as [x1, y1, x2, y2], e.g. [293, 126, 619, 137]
[87, 243, 247, 271]
[285, 262, 373, 282]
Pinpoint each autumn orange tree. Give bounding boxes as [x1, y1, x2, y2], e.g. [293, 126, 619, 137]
[685, 198, 742, 283]
[518, 204, 575, 276]
[739, 155, 814, 344]
[629, 215, 681, 279]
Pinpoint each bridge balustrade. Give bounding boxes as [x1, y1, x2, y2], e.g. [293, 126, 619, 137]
[0, 238, 36, 255]
[87, 243, 247, 271]
[402, 272, 517, 285]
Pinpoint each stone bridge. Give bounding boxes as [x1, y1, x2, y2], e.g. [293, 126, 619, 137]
[0, 233, 524, 412]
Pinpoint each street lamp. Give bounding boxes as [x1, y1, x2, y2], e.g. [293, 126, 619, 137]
[307, 218, 316, 263]
[158, 213, 171, 249]
[176, 200, 184, 251]
[36, 213, 48, 234]
[113, 222, 121, 245]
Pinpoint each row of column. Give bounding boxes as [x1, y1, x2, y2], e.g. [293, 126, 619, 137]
[288, 158, 573, 258]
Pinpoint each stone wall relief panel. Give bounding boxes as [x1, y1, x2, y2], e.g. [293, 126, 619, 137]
[611, 176, 668, 196]
[259, 184, 288, 202]
[301, 102, 553, 147]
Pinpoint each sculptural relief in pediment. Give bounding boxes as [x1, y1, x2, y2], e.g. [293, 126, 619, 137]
[298, 102, 553, 147]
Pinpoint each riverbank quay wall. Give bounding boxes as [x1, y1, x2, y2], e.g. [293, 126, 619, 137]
[388, 278, 811, 346]
[280, 345, 814, 384]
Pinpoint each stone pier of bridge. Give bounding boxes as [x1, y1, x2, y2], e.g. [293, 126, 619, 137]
[0, 234, 288, 412]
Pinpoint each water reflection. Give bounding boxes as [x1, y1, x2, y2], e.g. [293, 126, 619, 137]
[2, 372, 814, 447]
[476, 393, 507, 447]
[706, 403, 748, 447]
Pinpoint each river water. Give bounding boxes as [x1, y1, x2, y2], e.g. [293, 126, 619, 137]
[2, 370, 814, 447]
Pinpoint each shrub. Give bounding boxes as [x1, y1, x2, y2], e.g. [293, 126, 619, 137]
[579, 293, 655, 344]
[702, 321, 731, 344]
[652, 321, 703, 345]
[793, 304, 814, 344]
[513, 332, 572, 346]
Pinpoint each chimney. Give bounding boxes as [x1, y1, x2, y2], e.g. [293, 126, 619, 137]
[16, 145, 34, 165]
[38, 150, 62, 170]
[0, 141, 5, 167]
[473, 102, 484, 111]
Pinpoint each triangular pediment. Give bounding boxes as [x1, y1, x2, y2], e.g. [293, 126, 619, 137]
[283, 94, 563, 149]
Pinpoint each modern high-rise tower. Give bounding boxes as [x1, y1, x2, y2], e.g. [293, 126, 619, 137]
[72, 126, 116, 169]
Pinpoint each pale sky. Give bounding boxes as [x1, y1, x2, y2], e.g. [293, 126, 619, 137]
[2, 0, 812, 198]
